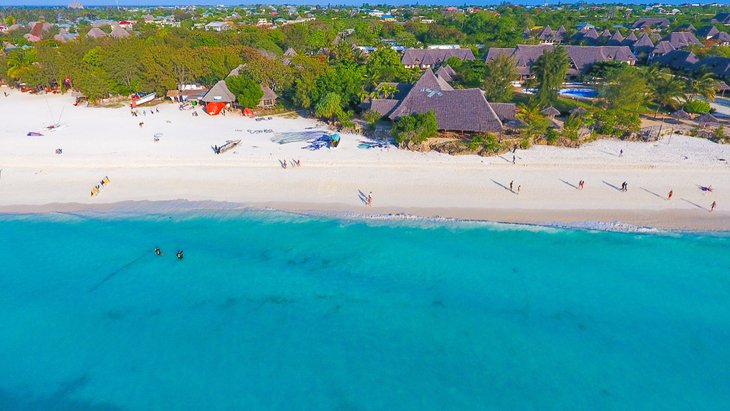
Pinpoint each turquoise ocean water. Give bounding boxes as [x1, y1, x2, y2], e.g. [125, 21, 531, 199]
[1, 211, 729, 410]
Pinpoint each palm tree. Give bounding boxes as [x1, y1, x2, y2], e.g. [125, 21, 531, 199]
[378, 83, 398, 99]
[686, 72, 716, 102]
[531, 46, 570, 107]
[517, 103, 550, 142]
[6, 49, 37, 80]
[642, 64, 670, 89]
[652, 76, 686, 119]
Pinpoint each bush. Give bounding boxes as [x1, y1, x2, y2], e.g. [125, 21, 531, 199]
[546, 129, 559, 144]
[715, 125, 726, 140]
[363, 110, 382, 131]
[683, 99, 711, 114]
[392, 111, 438, 145]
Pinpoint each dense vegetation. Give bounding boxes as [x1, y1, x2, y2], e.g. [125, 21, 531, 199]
[1, 3, 728, 145]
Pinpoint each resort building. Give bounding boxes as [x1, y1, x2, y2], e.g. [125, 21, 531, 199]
[205, 22, 230, 31]
[199, 65, 278, 115]
[653, 50, 699, 72]
[86, 27, 107, 40]
[631, 18, 670, 31]
[485, 45, 636, 80]
[367, 69, 515, 133]
[711, 12, 730, 25]
[537, 25, 567, 44]
[401, 48, 475, 69]
[661, 32, 702, 49]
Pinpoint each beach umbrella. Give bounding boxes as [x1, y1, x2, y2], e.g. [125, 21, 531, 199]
[695, 113, 720, 127]
[540, 106, 561, 118]
[670, 109, 691, 120]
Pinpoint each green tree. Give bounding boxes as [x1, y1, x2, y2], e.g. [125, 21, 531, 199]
[103, 39, 143, 94]
[597, 68, 648, 134]
[652, 75, 686, 117]
[6, 48, 37, 80]
[532, 46, 570, 106]
[561, 113, 584, 142]
[363, 109, 382, 131]
[686, 72, 716, 102]
[484, 55, 518, 102]
[314, 92, 345, 122]
[365, 47, 405, 86]
[516, 103, 550, 142]
[225, 75, 263, 108]
[391, 111, 438, 145]
[600, 68, 649, 115]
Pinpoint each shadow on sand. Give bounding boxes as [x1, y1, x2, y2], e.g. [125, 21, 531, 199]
[491, 179, 516, 194]
[641, 187, 666, 200]
[681, 198, 707, 211]
[602, 180, 621, 191]
[559, 179, 578, 189]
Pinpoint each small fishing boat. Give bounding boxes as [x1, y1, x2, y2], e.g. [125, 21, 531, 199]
[213, 139, 241, 155]
[131, 92, 156, 107]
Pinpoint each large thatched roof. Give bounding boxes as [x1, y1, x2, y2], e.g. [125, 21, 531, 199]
[401, 48, 475, 67]
[201, 80, 236, 103]
[388, 69, 504, 133]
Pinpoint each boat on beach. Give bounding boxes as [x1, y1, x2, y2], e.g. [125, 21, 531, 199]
[212, 139, 241, 155]
[132, 92, 156, 107]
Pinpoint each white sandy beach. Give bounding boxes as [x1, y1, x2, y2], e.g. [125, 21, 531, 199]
[1, 86, 728, 231]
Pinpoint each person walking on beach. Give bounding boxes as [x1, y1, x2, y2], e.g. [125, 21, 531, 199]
[710, 201, 717, 212]
[621, 181, 627, 192]
[578, 180, 584, 190]
[367, 192, 373, 206]
[509, 181, 514, 192]
[668, 190, 673, 200]
[517, 185, 521, 194]
[619, 149, 623, 157]
[512, 155, 516, 164]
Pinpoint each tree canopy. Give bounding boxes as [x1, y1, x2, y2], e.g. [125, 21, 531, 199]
[484, 55, 518, 102]
[532, 46, 570, 107]
[225, 74, 263, 108]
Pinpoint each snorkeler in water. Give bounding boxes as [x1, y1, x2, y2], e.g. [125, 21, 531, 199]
[154, 247, 162, 256]
[176, 250, 184, 260]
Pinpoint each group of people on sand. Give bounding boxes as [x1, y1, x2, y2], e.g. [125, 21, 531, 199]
[281, 159, 302, 169]
[90, 176, 110, 197]
[154, 248, 184, 260]
[572, 179, 718, 212]
[130, 107, 159, 117]
[661, 186, 716, 212]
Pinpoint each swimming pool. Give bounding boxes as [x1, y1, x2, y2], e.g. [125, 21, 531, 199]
[559, 88, 599, 98]
[523, 87, 599, 99]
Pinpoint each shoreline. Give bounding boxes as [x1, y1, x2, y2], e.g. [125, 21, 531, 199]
[1, 199, 729, 233]
[0, 89, 728, 233]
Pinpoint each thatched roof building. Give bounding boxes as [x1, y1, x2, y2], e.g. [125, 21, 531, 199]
[486, 45, 636, 78]
[401, 48, 475, 68]
[369, 69, 513, 133]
